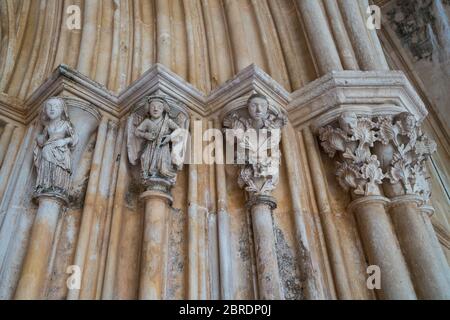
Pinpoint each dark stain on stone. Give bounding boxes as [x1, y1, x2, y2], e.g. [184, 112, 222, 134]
[125, 180, 141, 208]
[387, 0, 450, 61]
[274, 226, 305, 300]
[166, 207, 186, 299]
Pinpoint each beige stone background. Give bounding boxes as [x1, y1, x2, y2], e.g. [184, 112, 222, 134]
[0, 0, 448, 300]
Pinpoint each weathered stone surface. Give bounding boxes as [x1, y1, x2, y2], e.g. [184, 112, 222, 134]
[0, 0, 448, 300]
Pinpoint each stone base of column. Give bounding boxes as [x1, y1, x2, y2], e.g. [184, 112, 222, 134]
[247, 194, 283, 300]
[348, 196, 417, 300]
[14, 195, 65, 299]
[389, 195, 450, 299]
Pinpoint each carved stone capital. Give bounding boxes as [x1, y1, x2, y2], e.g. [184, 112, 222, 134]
[319, 111, 437, 203]
[223, 93, 287, 201]
[126, 92, 189, 197]
[319, 112, 384, 196]
[377, 112, 436, 203]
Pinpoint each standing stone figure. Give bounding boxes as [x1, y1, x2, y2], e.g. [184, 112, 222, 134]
[127, 95, 188, 191]
[33, 97, 78, 200]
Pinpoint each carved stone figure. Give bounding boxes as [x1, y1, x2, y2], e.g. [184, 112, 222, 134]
[127, 94, 188, 193]
[223, 93, 287, 198]
[33, 97, 78, 200]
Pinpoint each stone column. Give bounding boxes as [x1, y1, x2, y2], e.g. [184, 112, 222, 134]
[319, 112, 416, 299]
[138, 188, 171, 300]
[15, 97, 78, 299]
[389, 197, 450, 299]
[14, 196, 65, 299]
[126, 94, 189, 300]
[0, 123, 15, 166]
[213, 118, 234, 299]
[248, 195, 283, 299]
[375, 113, 450, 299]
[338, 0, 389, 71]
[323, 0, 359, 70]
[348, 196, 416, 299]
[223, 93, 287, 300]
[296, 0, 343, 75]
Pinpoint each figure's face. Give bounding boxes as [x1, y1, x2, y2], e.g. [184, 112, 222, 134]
[340, 113, 358, 133]
[149, 101, 164, 119]
[45, 99, 63, 120]
[248, 97, 268, 121]
[403, 115, 415, 131]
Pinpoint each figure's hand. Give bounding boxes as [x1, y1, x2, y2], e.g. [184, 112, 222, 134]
[36, 134, 46, 147]
[160, 135, 170, 145]
[144, 132, 156, 141]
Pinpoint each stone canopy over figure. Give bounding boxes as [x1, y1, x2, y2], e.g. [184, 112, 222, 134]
[223, 93, 287, 199]
[127, 94, 189, 192]
[33, 97, 78, 201]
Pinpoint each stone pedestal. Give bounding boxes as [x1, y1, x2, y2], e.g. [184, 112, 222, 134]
[138, 187, 172, 300]
[388, 196, 450, 299]
[14, 195, 65, 299]
[348, 196, 416, 300]
[248, 195, 283, 300]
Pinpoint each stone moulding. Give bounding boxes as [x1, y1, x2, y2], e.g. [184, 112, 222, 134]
[287, 70, 428, 130]
[0, 63, 292, 125]
[0, 65, 426, 133]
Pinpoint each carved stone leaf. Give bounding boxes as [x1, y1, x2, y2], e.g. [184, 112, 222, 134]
[389, 159, 413, 193]
[352, 119, 378, 147]
[415, 136, 437, 157]
[319, 126, 348, 158]
[336, 162, 360, 192]
[378, 117, 397, 145]
[361, 156, 384, 195]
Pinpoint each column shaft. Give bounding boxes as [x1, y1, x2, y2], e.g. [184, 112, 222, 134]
[296, 0, 343, 75]
[250, 201, 283, 300]
[323, 0, 359, 70]
[139, 192, 170, 300]
[14, 197, 63, 299]
[351, 198, 416, 300]
[389, 200, 450, 299]
[338, 0, 389, 71]
[214, 119, 233, 299]
[0, 123, 15, 166]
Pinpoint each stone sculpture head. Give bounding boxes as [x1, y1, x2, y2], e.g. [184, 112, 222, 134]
[247, 93, 269, 121]
[42, 97, 68, 122]
[339, 112, 358, 134]
[147, 97, 169, 120]
[397, 112, 416, 133]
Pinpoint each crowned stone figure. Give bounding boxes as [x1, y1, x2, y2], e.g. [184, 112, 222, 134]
[33, 97, 78, 201]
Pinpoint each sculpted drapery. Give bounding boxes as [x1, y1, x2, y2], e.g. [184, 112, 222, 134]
[33, 97, 78, 200]
[127, 95, 188, 190]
